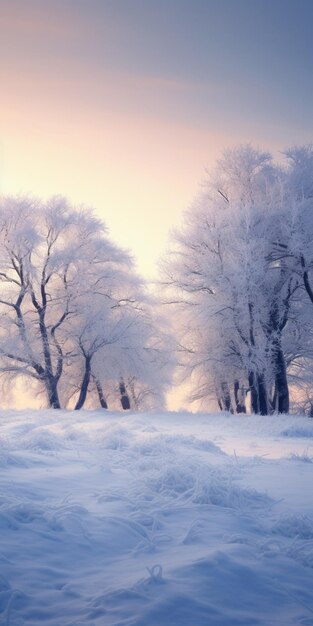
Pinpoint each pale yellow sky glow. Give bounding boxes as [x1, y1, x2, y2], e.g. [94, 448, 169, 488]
[1, 72, 233, 277]
[0, 97, 220, 275]
[1, 0, 293, 279]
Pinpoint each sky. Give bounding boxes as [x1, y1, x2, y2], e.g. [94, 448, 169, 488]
[1, 0, 313, 278]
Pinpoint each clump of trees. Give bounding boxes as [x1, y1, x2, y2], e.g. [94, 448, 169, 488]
[0, 196, 175, 410]
[3, 147, 313, 416]
[163, 144, 313, 415]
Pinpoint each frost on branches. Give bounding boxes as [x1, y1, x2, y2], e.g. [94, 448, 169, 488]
[0, 196, 174, 410]
[163, 144, 313, 415]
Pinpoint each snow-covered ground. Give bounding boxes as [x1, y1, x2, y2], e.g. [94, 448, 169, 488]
[1, 410, 313, 625]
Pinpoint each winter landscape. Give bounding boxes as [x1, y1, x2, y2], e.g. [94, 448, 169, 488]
[2, 0, 313, 624]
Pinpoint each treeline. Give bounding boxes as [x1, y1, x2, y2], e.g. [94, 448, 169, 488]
[0, 197, 174, 410]
[3, 145, 313, 415]
[163, 145, 313, 415]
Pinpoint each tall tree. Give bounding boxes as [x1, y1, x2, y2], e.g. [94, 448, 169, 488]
[0, 195, 174, 410]
[163, 146, 295, 413]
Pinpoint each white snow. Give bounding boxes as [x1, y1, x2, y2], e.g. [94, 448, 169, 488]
[1, 409, 313, 625]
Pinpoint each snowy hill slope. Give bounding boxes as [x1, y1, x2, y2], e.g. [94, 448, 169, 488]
[0, 410, 313, 625]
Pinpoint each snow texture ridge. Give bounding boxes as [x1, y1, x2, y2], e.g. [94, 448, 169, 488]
[0, 409, 313, 625]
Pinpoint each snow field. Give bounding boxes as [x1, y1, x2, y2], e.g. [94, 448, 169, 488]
[0, 410, 313, 625]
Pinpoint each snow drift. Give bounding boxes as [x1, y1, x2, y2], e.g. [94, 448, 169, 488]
[0, 409, 313, 625]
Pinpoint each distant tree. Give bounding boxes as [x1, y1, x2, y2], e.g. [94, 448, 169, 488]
[83, 299, 177, 411]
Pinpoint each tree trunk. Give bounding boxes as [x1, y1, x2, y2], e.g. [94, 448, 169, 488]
[220, 382, 232, 412]
[248, 372, 268, 415]
[273, 341, 289, 414]
[234, 380, 246, 413]
[217, 397, 223, 411]
[128, 378, 140, 410]
[119, 379, 130, 410]
[257, 374, 268, 415]
[248, 372, 258, 414]
[31, 291, 63, 409]
[94, 377, 108, 409]
[46, 375, 61, 409]
[75, 356, 91, 410]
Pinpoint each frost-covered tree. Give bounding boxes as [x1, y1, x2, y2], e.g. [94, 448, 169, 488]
[268, 145, 313, 413]
[281, 146, 313, 300]
[76, 298, 176, 411]
[163, 146, 301, 414]
[0, 195, 173, 409]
